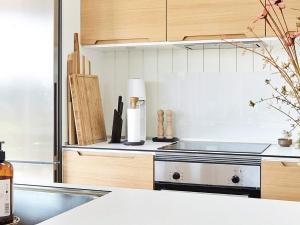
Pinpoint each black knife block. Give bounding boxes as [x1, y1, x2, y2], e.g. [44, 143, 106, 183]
[110, 96, 123, 143]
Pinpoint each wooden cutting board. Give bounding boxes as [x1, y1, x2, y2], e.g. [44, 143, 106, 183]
[69, 74, 107, 145]
[67, 53, 77, 145]
[67, 33, 92, 145]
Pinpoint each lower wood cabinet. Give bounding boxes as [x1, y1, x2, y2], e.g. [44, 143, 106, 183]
[261, 160, 300, 201]
[63, 150, 154, 190]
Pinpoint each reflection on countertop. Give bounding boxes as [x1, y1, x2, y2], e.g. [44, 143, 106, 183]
[35, 183, 300, 225]
[13, 184, 108, 225]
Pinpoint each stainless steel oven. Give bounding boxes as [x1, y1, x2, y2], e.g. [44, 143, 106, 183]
[154, 141, 270, 198]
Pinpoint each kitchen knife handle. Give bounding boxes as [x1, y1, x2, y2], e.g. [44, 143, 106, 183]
[119, 102, 123, 116]
[117, 96, 122, 113]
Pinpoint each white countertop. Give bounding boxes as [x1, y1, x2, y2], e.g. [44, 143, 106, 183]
[262, 144, 300, 161]
[64, 140, 300, 160]
[38, 184, 300, 225]
[63, 140, 169, 152]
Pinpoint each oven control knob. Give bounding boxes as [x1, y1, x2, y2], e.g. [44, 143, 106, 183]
[231, 176, 240, 184]
[172, 172, 181, 180]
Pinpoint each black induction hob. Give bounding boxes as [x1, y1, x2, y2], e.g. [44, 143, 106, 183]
[159, 141, 270, 154]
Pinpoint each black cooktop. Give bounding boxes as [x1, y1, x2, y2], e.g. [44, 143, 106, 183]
[159, 141, 270, 154]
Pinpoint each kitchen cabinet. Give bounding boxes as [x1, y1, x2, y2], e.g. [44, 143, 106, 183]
[167, 0, 265, 41]
[266, 0, 300, 36]
[63, 150, 154, 189]
[81, 0, 166, 45]
[261, 160, 300, 201]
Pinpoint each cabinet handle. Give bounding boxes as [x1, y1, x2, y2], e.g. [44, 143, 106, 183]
[182, 33, 246, 41]
[280, 162, 300, 167]
[95, 38, 150, 45]
[77, 151, 135, 159]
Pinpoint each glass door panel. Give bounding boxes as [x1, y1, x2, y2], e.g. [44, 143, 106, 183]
[0, 0, 57, 183]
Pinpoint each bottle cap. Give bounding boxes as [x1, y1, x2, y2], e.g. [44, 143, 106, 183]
[0, 141, 5, 162]
[130, 97, 139, 109]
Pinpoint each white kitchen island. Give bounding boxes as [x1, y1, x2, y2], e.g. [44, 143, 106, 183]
[54, 142, 300, 225]
[38, 184, 300, 225]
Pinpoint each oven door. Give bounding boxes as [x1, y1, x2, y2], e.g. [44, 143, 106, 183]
[154, 161, 261, 198]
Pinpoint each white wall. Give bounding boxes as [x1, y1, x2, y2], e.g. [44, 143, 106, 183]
[62, 0, 295, 144]
[97, 42, 295, 144]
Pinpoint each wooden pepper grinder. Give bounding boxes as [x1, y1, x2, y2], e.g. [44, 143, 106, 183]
[157, 110, 164, 139]
[165, 110, 173, 139]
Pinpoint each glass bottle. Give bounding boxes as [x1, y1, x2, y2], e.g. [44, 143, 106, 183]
[0, 142, 13, 225]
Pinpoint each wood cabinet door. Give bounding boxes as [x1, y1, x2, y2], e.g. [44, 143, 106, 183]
[266, 0, 300, 36]
[167, 0, 265, 41]
[63, 150, 154, 189]
[81, 0, 166, 45]
[261, 160, 300, 201]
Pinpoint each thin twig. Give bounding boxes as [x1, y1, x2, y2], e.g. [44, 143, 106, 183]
[268, 83, 300, 113]
[269, 105, 300, 127]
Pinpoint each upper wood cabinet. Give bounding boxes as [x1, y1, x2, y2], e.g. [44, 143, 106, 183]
[81, 0, 166, 45]
[266, 0, 300, 36]
[167, 0, 265, 41]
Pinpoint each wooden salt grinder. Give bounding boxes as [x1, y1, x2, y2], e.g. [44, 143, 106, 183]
[157, 110, 164, 139]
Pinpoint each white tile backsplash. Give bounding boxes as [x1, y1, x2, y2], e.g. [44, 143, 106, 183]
[237, 47, 253, 72]
[188, 48, 204, 73]
[172, 49, 188, 73]
[157, 49, 173, 74]
[144, 49, 159, 137]
[220, 48, 237, 72]
[203, 48, 220, 72]
[129, 49, 144, 78]
[95, 41, 290, 143]
[95, 51, 113, 136]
